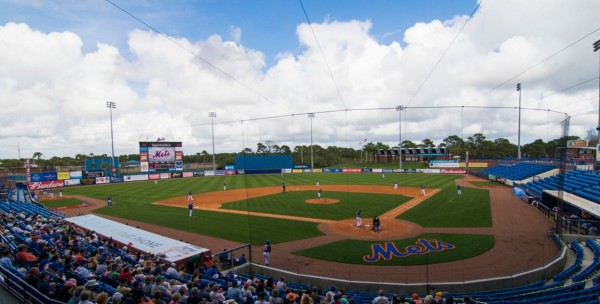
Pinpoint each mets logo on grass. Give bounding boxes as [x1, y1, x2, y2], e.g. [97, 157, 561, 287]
[363, 239, 456, 262]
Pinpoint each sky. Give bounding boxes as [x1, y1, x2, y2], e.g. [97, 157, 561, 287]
[1, 0, 600, 160]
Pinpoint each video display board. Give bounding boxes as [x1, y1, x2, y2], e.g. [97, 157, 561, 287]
[139, 141, 183, 172]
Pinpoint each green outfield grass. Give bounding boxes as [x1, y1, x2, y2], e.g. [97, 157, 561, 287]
[397, 185, 492, 227]
[61, 173, 462, 244]
[40, 198, 82, 208]
[295, 233, 495, 265]
[221, 191, 410, 220]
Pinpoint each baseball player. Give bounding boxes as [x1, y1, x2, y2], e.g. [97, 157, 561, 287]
[107, 195, 112, 207]
[188, 192, 194, 202]
[457, 184, 462, 195]
[316, 180, 320, 186]
[282, 182, 286, 193]
[317, 188, 322, 200]
[188, 202, 193, 217]
[394, 180, 398, 190]
[223, 182, 227, 191]
[356, 210, 362, 228]
[421, 184, 426, 196]
[263, 240, 271, 266]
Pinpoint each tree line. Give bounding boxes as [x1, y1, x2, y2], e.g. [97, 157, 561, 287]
[0, 133, 589, 171]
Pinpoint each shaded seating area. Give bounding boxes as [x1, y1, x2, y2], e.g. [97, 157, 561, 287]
[482, 163, 555, 181]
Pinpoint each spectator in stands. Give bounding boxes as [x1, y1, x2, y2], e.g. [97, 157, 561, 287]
[111, 292, 124, 304]
[24, 266, 40, 287]
[96, 292, 109, 304]
[256, 292, 270, 304]
[143, 275, 155, 295]
[83, 279, 99, 300]
[285, 287, 299, 303]
[372, 290, 388, 304]
[332, 294, 343, 304]
[210, 285, 226, 303]
[462, 296, 471, 304]
[235, 253, 247, 266]
[170, 293, 182, 304]
[0, 247, 18, 274]
[152, 276, 172, 299]
[76, 260, 97, 279]
[269, 290, 283, 304]
[37, 271, 55, 298]
[118, 265, 134, 285]
[310, 287, 322, 304]
[79, 290, 94, 304]
[411, 293, 422, 304]
[117, 278, 132, 295]
[445, 295, 454, 304]
[226, 280, 243, 303]
[16, 243, 38, 265]
[276, 276, 287, 294]
[55, 279, 77, 303]
[67, 286, 85, 304]
[153, 291, 166, 304]
[166, 262, 178, 277]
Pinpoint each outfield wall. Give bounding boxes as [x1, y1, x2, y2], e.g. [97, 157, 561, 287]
[245, 244, 566, 293]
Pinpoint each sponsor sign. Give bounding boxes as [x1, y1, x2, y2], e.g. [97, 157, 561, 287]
[416, 169, 441, 174]
[324, 168, 342, 173]
[111, 177, 124, 183]
[70, 171, 83, 178]
[66, 214, 208, 263]
[140, 152, 148, 162]
[235, 170, 244, 175]
[139, 146, 148, 152]
[85, 171, 104, 178]
[96, 177, 110, 184]
[461, 162, 488, 168]
[225, 170, 236, 175]
[292, 169, 303, 173]
[303, 169, 313, 173]
[149, 147, 175, 163]
[124, 175, 149, 182]
[204, 171, 215, 176]
[281, 168, 292, 174]
[172, 172, 183, 178]
[175, 161, 183, 171]
[63, 179, 81, 186]
[30, 172, 58, 182]
[175, 151, 183, 161]
[159, 173, 171, 179]
[294, 164, 309, 169]
[343, 168, 362, 173]
[81, 178, 95, 185]
[372, 168, 383, 173]
[224, 165, 235, 170]
[57, 172, 70, 180]
[28, 180, 64, 190]
[383, 168, 395, 173]
[313, 168, 323, 173]
[440, 169, 467, 174]
[140, 162, 149, 172]
[430, 162, 460, 168]
[214, 170, 226, 176]
[430, 159, 458, 163]
[183, 172, 194, 177]
[148, 173, 160, 180]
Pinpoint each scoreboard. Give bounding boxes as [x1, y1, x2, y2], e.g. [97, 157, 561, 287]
[139, 141, 183, 172]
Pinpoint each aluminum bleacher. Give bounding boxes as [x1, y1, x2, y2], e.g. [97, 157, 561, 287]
[482, 163, 555, 181]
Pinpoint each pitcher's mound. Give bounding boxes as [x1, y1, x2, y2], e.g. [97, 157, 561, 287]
[306, 198, 339, 204]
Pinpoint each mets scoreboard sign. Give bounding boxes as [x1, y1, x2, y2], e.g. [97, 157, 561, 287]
[139, 141, 183, 172]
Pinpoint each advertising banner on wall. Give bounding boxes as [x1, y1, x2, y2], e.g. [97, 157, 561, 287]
[95, 177, 110, 184]
[57, 172, 70, 180]
[214, 170, 226, 176]
[63, 179, 81, 186]
[225, 170, 236, 175]
[417, 169, 441, 174]
[148, 173, 160, 180]
[183, 172, 194, 178]
[281, 168, 292, 174]
[160, 173, 171, 179]
[124, 175, 149, 182]
[140, 162, 149, 172]
[440, 169, 467, 174]
[204, 170, 215, 176]
[30, 172, 58, 182]
[70, 171, 83, 178]
[430, 162, 460, 168]
[343, 168, 362, 173]
[111, 177, 124, 183]
[28, 180, 64, 190]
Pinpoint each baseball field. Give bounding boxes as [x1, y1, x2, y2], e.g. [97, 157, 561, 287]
[41, 172, 558, 283]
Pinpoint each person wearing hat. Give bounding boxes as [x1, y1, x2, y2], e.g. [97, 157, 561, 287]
[285, 287, 299, 303]
[331, 294, 343, 304]
[372, 290, 389, 304]
[411, 293, 422, 304]
[37, 271, 56, 298]
[263, 240, 271, 266]
[83, 279, 99, 300]
[151, 276, 172, 298]
[111, 292, 124, 304]
[16, 243, 37, 265]
[0, 247, 18, 273]
[55, 279, 77, 303]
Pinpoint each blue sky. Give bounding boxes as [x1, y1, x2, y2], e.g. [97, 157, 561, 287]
[1, 0, 600, 158]
[1, 0, 477, 65]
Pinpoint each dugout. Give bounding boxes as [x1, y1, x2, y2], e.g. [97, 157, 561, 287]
[235, 155, 292, 174]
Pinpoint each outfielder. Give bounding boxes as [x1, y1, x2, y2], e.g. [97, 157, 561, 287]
[188, 202, 193, 217]
[356, 210, 362, 227]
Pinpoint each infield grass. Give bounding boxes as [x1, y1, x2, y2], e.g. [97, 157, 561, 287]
[61, 173, 461, 244]
[295, 233, 495, 266]
[221, 191, 411, 220]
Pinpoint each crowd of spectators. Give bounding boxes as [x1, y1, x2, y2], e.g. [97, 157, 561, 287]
[0, 200, 460, 304]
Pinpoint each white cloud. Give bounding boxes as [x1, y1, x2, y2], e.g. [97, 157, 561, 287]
[1, 0, 600, 159]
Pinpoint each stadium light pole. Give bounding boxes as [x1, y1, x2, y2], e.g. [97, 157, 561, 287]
[209, 112, 217, 171]
[594, 39, 600, 145]
[396, 105, 404, 169]
[308, 113, 315, 170]
[516, 83, 522, 160]
[106, 101, 116, 174]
